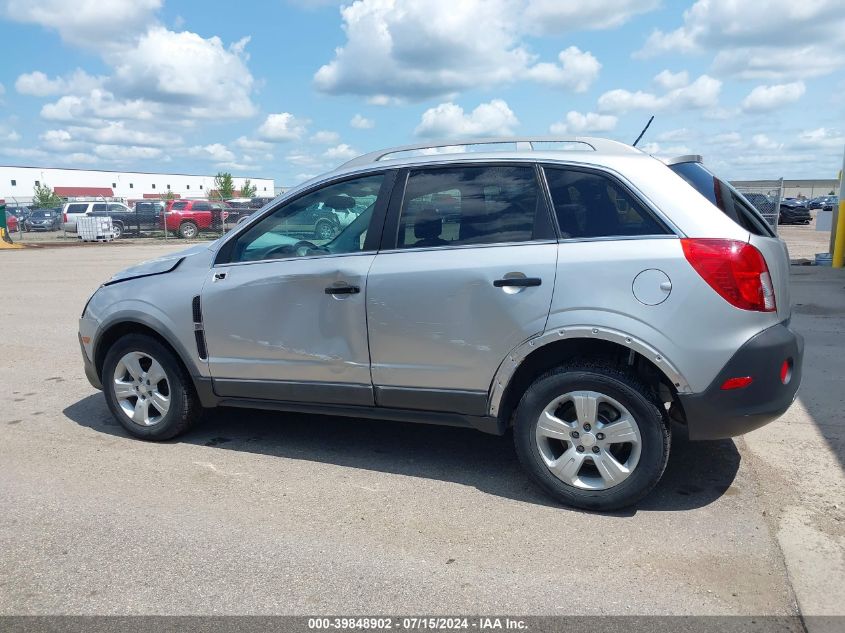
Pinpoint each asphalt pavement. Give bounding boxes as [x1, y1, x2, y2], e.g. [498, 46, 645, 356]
[0, 241, 841, 623]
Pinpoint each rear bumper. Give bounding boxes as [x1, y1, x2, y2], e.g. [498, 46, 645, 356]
[678, 322, 803, 440]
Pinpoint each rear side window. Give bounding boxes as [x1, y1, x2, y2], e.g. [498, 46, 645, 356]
[171, 201, 188, 210]
[92, 203, 107, 212]
[397, 165, 545, 248]
[66, 204, 89, 214]
[544, 167, 670, 239]
[668, 161, 775, 237]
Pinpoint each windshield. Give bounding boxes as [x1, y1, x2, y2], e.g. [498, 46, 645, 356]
[668, 161, 775, 237]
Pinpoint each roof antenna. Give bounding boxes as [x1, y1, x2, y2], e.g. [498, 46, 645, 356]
[632, 115, 655, 148]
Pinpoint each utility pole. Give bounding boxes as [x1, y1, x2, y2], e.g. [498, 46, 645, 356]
[833, 146, 845, 267]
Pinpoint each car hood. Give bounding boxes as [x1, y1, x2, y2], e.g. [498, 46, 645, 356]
[107, 243, 211, 284]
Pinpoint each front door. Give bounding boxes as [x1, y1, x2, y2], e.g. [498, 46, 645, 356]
[366, 164, 558, 414]
[201, 172, 392, 406]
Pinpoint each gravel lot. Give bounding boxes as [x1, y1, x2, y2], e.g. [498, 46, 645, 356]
[0, 240, 841, 623]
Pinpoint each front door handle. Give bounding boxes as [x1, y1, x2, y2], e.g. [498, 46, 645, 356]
[493, 277, 542, 288]
[325, 285, 361, 295]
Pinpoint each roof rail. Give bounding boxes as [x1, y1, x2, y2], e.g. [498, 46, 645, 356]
[338, 136, 639, 170]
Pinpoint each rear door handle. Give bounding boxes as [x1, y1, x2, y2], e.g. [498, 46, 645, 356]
[325, 285, 361, 295]
[493, 277, 542, 288]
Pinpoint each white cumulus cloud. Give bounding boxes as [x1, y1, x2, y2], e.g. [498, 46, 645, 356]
[415, 99, 519, 138]
[741, 82, 805, 112]
[258, 113, 308, 142]
[324, 144, 358, 160]
[350, 114, 375, 129]
[549, 111, 617, 135]
[636, 0, 845, 80]
[598, 74, 721, 113]
[313, 0, 609, 100]
[525, 47, 601, 92]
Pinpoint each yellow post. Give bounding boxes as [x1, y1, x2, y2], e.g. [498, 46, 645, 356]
[834, 151, 845, 268]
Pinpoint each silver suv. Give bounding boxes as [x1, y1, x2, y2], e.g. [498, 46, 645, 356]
[78, 137, 803, 510]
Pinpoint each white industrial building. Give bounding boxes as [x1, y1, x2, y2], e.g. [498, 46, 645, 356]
[0, 165, 275, 204]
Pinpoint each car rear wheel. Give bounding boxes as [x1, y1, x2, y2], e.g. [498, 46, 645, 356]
[103, 334, 202, 440]
[513, 362, 670, 511]
[179, 221, 198, 239]
[111, 222, 123, 239]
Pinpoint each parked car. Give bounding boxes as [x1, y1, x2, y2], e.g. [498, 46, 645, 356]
[249, 196, 275, 209]
[807, 197, 826, 210]
[778, 199, 812, 225]
[163, 199, 232, 239]
[822, 196, 838, 211]
[7, 206, 32, 224]
[89, 201, 164, 238]
[24, 208, 62, 231]
[78, 137, 802, 511]
[271, 196, 365, 241]
[62, 201, 133, 232]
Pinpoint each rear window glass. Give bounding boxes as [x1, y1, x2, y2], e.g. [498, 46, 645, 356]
[669, 161, 775, 237]
[544, 168, 670, 239]
[398, 165, 544, 248]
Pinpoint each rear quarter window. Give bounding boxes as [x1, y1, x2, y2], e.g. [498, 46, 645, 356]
[66, 204, 89, 214]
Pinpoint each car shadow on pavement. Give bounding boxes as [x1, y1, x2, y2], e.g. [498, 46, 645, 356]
[64, 394, 740, 515]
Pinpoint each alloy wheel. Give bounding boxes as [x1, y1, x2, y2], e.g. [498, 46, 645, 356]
[535, 390, 642, 490]
[112, 351, 171, 427]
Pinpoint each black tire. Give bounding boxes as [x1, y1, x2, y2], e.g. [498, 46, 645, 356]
[179, 221, 198, 239]
[102, 334, 202, 441]
[513, 362, 670, 511]
[111, 221, 123, 239]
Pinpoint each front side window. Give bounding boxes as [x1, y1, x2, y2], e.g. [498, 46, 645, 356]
[544, 167, 669, 239]
[397, 165, 542, 249]
[225, 174, 385, 264]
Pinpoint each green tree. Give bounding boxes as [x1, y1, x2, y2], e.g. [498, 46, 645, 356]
[240, 178, 257, 198]
[159, 190, 176, 201]
[214, 172, 235, 200]
[33, 182, 63, 208]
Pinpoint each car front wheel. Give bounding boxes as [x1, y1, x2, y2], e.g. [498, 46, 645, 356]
[513, 362, 670, 511]
[102, 334, 202, 440]
[314, 220, 337, 241]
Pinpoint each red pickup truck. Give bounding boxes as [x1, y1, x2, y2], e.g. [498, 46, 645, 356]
[163, 200, 232, 239]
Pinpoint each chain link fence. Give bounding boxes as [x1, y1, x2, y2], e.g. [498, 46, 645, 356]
[732, 178, 783, 233]
[2, 190, 276, 244]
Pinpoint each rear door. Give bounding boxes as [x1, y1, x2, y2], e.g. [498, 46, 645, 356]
[366, 163, 557, 414]
[668, 159, 791, 320]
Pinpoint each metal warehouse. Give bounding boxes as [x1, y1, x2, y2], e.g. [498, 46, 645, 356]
[0, 165, 276, 203]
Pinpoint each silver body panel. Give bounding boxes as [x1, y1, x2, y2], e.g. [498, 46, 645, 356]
[80, 138, 794, 420]
[200, 254, 374, 387]
[366, 242, 557, 392]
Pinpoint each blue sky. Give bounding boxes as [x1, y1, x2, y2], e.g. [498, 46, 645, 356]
[1, 0, 844, 186]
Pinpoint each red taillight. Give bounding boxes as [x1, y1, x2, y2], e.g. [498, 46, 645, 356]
[780, 359, 792, 384]
[721, 376, 753, 390]
[63, 212, 68, 223]
[681, 239, 776, 312]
